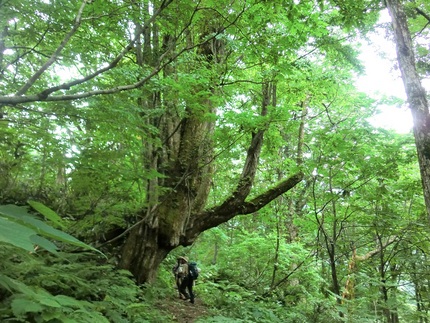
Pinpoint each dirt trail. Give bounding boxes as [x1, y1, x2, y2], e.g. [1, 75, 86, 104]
[157, 296, 211, 322]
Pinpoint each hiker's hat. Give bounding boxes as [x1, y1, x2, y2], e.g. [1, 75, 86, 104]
[178, 256, 188, 262]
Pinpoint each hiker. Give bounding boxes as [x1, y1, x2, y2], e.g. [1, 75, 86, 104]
[173, 256, 189, 300]
[173, 257, 200, 304]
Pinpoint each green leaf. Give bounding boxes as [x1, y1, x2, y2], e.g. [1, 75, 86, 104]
[11, 298, 44, 316]
[27, 200, 66, 229]
[0, 217, 36, 252]
[0, 273, 14, 292]
[0, 274, 35, 296]
[54, 294, 87, 308]
[38, 296, 61, 308]
[0, 205, 104, 256]
[30, 234, 59, 254]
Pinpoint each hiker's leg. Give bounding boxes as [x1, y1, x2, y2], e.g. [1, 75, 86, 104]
[179, 278, 189, 299]
[176, 278, 183, 298]
[188, 279, 195, 304]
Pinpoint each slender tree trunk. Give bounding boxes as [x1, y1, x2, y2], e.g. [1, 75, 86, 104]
[326, 237, 344, 319]
[386, 0, 430, 223]
[412, 264, 428, 323]
[38, 146, 48, 196]
[296, 99, 308, 167]
[328, 169, 342, 305]
[376, 233, 400, 323]
[270, 212, 281, 289]
[328, 242, 342, 302]
[375, 232, 389, 321]
[212, 239, 219, 265]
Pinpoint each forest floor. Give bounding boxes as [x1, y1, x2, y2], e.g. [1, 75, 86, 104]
[156, 294, 211, 322]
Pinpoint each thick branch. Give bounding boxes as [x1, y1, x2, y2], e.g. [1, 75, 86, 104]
[186, 171, 304, 239]
[214, 83, 271, 212]
[0, 44, 191, 104]
[181, 82, 307, 242]
[0, 0, 247, 105]
[241, 172, 305, 213]
[15, 0, 88, 96]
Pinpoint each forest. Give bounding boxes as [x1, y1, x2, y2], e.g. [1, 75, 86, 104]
[1, 0, 430, 322]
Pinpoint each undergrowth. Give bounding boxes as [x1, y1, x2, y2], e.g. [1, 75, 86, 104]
[0, 243, 345, 323]
[0, 245, 173, 322]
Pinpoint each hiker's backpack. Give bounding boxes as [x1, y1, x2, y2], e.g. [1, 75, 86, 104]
[188, 261, 199, 279]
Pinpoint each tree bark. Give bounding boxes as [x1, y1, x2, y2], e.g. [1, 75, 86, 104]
[386, 0, 430, 223]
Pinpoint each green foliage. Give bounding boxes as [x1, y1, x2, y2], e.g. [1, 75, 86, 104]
[190, 121, 428, 321]
[0, 203, 174, 322]
[189, 225, 341, 322]
[1, 0, 429, 322]
[0, 246, 174, 322]
[27, 200, 66, 229]
[0, 203, 101, 255]
[3, 276, 110, 323]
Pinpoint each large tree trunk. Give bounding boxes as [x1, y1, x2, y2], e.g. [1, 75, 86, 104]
[386, 0, 430, 222]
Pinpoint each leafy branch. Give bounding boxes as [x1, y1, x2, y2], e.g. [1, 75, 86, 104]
[0, 0, 248, 105]
[15, 0, 88, 96]
[3, 0, 174, 104]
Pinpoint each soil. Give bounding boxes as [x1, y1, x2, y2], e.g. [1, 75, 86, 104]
[156, 295, 211, 323]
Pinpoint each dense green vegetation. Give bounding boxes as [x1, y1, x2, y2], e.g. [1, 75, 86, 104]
[1, 0, 429, 322]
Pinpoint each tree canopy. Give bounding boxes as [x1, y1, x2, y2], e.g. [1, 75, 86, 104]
[1, 0, 430, 322]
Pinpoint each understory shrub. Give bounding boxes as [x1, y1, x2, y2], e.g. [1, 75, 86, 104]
[0, 245, 174, 322]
